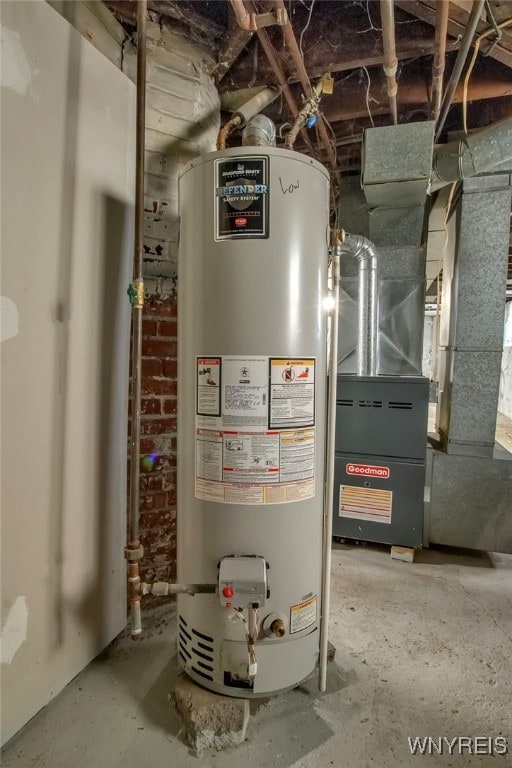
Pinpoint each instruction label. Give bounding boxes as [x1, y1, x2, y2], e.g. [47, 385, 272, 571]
[290, 596, 317, 634]
[339, 485, 393, 524]
[195, 355, 316, 504]
[269, 358, 315, 429]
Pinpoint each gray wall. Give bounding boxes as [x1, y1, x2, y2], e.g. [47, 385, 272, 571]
[1, 0, 135, 744]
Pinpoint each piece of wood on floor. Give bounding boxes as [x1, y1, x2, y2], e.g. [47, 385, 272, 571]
[390, 545, 415, 563]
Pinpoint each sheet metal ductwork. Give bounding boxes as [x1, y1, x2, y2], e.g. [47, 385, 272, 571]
[431, 116, 512, 188]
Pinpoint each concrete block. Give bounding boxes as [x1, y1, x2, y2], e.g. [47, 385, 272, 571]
[170, 678, 250, 754]
[390, 546, 415, 563]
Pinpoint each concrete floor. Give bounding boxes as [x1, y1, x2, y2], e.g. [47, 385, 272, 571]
[2, 544, 511, 768]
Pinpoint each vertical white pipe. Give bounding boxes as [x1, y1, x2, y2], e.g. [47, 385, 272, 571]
[319, 246, 341, 692]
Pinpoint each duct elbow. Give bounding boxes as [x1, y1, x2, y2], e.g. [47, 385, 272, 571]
[341, 232, 379, 267]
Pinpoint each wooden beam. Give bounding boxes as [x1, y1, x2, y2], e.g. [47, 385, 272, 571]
[323, 63, 512, 123]
[395, 0, 512, 68]
[219, 6, 459, 91]
[263, 58, 512, 126]
[103, 0, 225, 39]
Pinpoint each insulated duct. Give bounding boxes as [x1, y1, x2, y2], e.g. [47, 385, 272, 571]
[340, 232, 379, 376]
[431, 116, 512, 187]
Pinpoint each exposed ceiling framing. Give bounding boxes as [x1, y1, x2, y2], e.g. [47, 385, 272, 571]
[103, 0, 512, 295]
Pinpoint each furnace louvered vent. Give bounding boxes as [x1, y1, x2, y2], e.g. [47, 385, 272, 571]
[358, 400, 383, 408]
[178, 616, 215, 681]
[339, 399, 354, 407]
[388, 401, 413, 410]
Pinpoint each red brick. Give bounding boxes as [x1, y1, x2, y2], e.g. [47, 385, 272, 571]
[141, 398, 161, 415]
[142, 358, 163, 377]
[140, 491, 168, 511]
[143, 339, 177, 358]
[140, 454, 167, 473]
[142, 377, 174, 396]
[162, 398, 177, 415]
[140, 436, 176, 455]
[140, 417, 176, 435]
[143, 298, 177, 318]
[158, 319, 177, 338]
[163, 359, 177, 379]
[142, 318, 157, 336]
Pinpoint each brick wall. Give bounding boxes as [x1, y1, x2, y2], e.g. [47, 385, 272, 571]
[139, 292, 178, 581]
[136, 25, 219, 582]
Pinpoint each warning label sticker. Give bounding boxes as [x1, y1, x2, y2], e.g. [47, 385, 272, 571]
[269, 358, 315, 429]
[197, 358, 221, 417]
[195, 355, 316, 504]
[290, 596, 317, 634]
[339, 485, 393, 524]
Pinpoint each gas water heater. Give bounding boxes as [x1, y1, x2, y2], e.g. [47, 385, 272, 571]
[177, 146, 330, 696]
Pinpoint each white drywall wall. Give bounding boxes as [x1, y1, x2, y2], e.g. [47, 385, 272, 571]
[1, 0, 135, 744]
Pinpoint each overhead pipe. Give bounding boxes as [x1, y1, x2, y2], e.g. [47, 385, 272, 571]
[285, 77, 324, 150]
[217, 86, 279, 150]
[229, 0, 287, 32]
[340, 232, 380, 377]
[319, 234, 341, 693]
[273, 0, 337, 170]
[431, 115, 512, 187]
[125, 0, 147, 638]
[379, 0, 399, 125]
[431, 0, 449, 122]
[247, 12, 315, 154]
[435, 0, 485, 141]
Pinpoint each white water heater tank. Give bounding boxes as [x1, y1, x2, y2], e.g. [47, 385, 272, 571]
[177, 146, 329, 696]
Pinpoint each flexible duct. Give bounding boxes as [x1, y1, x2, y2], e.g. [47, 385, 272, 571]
[431, 116, 512, 187]
[340, 233, 379, 377]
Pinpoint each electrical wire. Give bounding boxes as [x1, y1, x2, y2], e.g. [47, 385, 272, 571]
[462, 17, 512, 134]
[299, 0, 316, 60]
[361, 66, 375, 127]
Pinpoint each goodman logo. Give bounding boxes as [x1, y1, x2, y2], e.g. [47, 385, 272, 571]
[346, 463, 390, 479]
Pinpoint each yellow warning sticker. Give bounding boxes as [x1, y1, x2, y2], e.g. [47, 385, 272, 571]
[339, 485, 393, 524]
[290, 595, 317, 634]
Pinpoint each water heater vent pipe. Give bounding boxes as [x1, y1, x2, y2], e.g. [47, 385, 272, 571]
[339, 232, 379, 377]
[217, 87, 279, 149]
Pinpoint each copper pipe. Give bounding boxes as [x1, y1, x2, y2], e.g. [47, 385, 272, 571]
[431, 0, 449, 121]
[379, 0, 398, 125]
[274, 0, 336, 168]
[250, 16, 314, 153]
[435, 0, 485, 141]
[230, 0, 256, 30]
[217, 115, 242, 150]
[126, 0, 147, 637]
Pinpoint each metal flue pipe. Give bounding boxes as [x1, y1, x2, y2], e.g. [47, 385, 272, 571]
[431, 0, 449, 122]
[380, 0, 398, 125]
[340, 233, 380, 377]
[431, 115, 512, 187]
[125, 0, 147, 638]
[435, 0, 485, 140]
